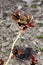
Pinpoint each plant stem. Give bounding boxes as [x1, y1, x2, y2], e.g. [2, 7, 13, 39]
[5, 30, 22, 65]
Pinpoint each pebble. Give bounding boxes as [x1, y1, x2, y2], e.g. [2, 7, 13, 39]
[17, 5, 22, 10]
[10, 23, 19, 32]
[40, 56, 43, 60]
[24, 43, 29, 47]
[37, 1, 41, 6]
[21, 36, 25, 40]
[35, 39, 43, 46]
[23, 0, 34, 4]
[2, 42, 10, 47]
[0, 20, 4, 23]
[31, 8, 39, 12]
[32, 41, 36, 45]
[6, 37, 10, 41]
[38, 52, 41, 55]
[39, 27, 43, 33]
[6, 16, 11, 21]
[35, 19, 43, 24]
[1, 47, 6, 53]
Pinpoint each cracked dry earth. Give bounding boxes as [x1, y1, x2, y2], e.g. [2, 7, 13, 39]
[0, 0, 43, 65]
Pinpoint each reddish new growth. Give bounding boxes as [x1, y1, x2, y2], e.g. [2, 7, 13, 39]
[12, 47, 35, 60]
[31, 55, 38, 65]
[11, 48, 23, 59]
[0, 59, 4, 65]
[12, 11, 35, 31]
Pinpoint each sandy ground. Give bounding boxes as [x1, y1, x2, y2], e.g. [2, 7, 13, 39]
[0, 0, 43, 65]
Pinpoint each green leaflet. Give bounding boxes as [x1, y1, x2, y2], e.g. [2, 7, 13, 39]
[36, 35, 43, 39]
[39, 47, 43, 51]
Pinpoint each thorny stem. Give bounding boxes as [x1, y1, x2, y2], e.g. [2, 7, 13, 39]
[5, 30, 22, 65]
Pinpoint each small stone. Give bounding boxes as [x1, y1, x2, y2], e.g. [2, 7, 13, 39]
[37, 2, 41, 6]
[21, 36, 25, 40]
[31, 8, 39, 12]
[6, 17, 11, 21]
[35, 19, 43, 24]
[40, 56, 43, 60]
[38, 52, 41, 55]
[6, 37, 10, 41]
[34, 13, 41, 18]
[23, 0, 33, 4]
[17, 5, 22, 10]
[1, 47, 6, 53]
[24, 43, 28, 47]
[40, 43, 42, 45]
[39, 27, 43, 33]
[0, 20, 3, 23]
[32, 41, 36, 45]
[10, 23, 19, 32]
[2, 42, 10, 47]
